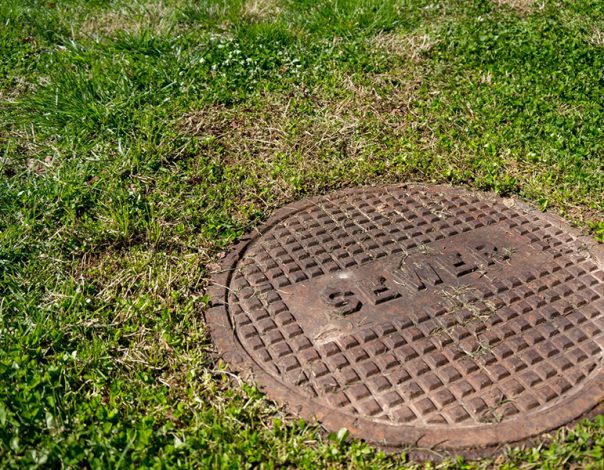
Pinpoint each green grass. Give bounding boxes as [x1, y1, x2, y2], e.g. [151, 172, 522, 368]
[1, 0, 603, 467]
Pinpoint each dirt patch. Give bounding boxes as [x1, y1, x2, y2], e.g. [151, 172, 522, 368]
[369, 32, 439, 63]
[180, 75, 422, 204]
[243, 0, 281, 22]
[182, 77, 420, 154]
[79, 1, 178, 37]
[589, 27, 604, 46]
[493, 0, 541, 14]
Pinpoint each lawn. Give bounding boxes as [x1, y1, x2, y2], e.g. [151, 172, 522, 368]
[1, 0, 603, 467]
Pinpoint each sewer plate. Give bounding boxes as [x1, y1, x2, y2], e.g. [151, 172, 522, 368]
[206, 184, 604, 454]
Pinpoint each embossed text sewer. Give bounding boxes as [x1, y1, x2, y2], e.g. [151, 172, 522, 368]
[206, 185, 604, 454]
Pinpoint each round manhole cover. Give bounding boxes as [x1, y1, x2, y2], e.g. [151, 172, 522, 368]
[206, 184, 604, 455]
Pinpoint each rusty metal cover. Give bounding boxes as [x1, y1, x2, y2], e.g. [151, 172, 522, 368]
[206, 184, 604, 455]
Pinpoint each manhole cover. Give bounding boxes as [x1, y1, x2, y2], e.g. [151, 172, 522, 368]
[206, 184, 604, 455]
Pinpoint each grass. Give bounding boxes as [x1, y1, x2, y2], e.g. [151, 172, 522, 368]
[1, 0, 603, 467]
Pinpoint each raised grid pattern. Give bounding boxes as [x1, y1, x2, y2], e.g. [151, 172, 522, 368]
[226, 187, 604, 426]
